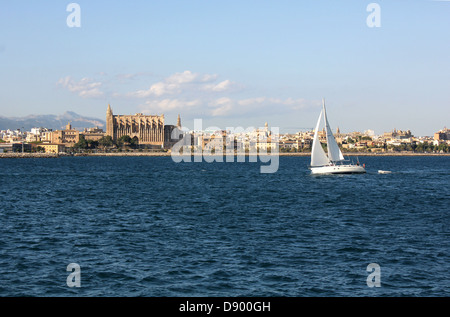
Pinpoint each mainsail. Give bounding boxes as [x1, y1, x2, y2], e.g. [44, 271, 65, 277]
[310, 109, 330, 167]
[310, 99, 345, 167]
[322, 100, 345, 162]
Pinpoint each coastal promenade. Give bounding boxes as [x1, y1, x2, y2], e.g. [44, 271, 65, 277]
[1, 152, 449, 158]
[278, 152, 450, 157]
[0, 153, 59, 158]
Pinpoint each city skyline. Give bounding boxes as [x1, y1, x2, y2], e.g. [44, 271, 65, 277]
[0, 106, 447, 138]
[1, 1, 449, 136]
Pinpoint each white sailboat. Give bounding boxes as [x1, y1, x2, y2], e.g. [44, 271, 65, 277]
[309, 99, 366, 175]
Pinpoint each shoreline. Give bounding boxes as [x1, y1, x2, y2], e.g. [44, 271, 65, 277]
[1, 152, 449, 158]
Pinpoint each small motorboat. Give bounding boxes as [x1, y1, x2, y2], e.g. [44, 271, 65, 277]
[378, 170, 392, 174]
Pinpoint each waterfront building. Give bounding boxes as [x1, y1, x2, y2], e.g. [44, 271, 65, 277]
[50, 122, 80, 147]
[26, 133, 40, 143]
[1, 129, 23, 143]
[0, 143, 32, 153]
[39, 143, 66, 154]
[434, 127, 450, 141]
[0, 143, 12, 153]
[82, 127, 106, 142]
[27, 127, 53, 142]
[383, 129, 413, 140]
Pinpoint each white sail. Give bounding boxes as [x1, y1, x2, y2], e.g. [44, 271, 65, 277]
[311, 109, 330, 167]
[323, 100, 345, 162]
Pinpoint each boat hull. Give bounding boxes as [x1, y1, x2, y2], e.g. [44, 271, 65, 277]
[310, 164, 366, 175]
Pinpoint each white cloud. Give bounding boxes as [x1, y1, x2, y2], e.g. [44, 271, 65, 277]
[166, 70, 199, 84]
[133, 81, 178, 98]
[238, 97, 266, 106]
[138, 95, 312, 119]
[203, 79, 234, 92]
[200, 73, 219, 82]
[140, 98, 200, 113]
[115, 72, 153, 82]
[58, 71, 313, 120]
[57, 76, 104, 98]
[210, 97, 234, 116]
[127, 70, 224, 98]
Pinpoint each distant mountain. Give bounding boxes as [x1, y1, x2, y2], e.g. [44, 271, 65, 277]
[0, 111, 106, 131]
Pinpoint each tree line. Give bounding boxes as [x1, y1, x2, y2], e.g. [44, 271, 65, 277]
[74, 135, 139, 150]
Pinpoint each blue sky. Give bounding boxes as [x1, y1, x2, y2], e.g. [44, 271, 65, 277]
[0, 0, 449, 136]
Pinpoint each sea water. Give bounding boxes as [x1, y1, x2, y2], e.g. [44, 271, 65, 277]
[0, 156, 448, 296]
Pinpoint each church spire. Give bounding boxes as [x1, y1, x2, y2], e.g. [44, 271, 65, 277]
[107, 104, 112, 115]
[177, 114, 181, 128]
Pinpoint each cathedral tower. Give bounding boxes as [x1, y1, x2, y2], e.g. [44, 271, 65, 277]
[106, 104, 114, 138]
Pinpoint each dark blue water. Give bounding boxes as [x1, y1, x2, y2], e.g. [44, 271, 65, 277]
[0, 156, 448, 296]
